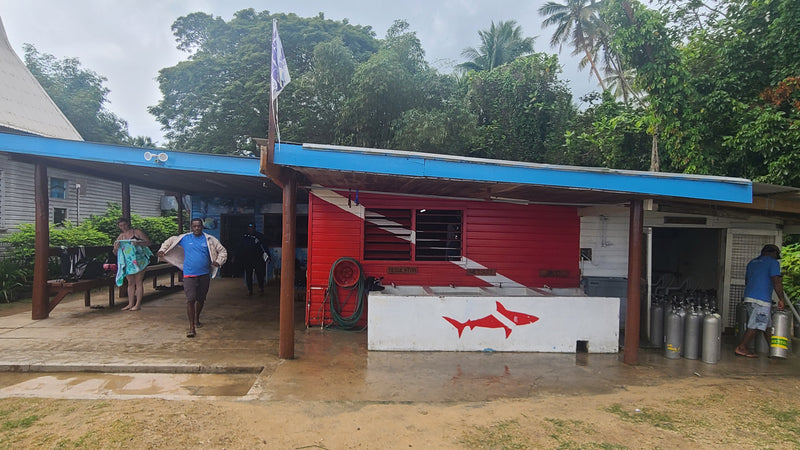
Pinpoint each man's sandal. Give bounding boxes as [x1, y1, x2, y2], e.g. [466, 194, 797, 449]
[186, 329, 196, 338]
[735, 349, 757, 358]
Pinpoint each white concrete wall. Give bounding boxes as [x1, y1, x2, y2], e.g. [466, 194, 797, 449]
[579, 206, 629, 278]
[368, 295, 619, 353]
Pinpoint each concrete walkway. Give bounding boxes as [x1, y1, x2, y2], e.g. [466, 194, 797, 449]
[0, 278, 796, 401]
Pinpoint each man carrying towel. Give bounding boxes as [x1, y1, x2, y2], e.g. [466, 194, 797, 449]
[158, 218, 227, 338]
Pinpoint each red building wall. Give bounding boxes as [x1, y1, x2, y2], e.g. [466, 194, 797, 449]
[305, 190, 580, 326]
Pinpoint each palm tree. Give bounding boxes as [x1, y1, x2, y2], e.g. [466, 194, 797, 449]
[539, 0, 606, 90]
[457, 20, 535, 72]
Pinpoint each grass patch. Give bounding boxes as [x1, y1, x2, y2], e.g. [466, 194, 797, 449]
[761, 404, 800, 436]
[3, 414, 40, 430]
[672, 392, 726, 407]
[545, 418, 626, 450]
[606, 404, 676, 431]
[460, 419, 531, 449]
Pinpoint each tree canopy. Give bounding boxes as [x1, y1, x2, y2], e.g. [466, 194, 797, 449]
[23, 45, 131, 144]
[25, 3, 799, 187]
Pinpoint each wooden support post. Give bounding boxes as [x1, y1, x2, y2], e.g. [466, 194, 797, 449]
[121, 181, 131, 219]
[624, 199, 644, 365]
[279, 175, 297, 359]
[32, 164, 50, 320]
[177, 193, 185, 234]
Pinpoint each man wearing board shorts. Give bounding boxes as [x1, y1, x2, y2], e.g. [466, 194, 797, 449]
[735, 244, 787, 358]
[158, 218, 227, 338]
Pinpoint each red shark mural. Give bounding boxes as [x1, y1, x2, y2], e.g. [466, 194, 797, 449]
[442, 301, 540, 338]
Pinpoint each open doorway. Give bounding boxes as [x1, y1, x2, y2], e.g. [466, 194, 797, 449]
[651, 227, 723, 301]
[220, 214, 253, 277]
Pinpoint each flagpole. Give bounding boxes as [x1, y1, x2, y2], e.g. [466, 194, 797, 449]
[265, 18, 297, 360]
[260, 18, 288, 187]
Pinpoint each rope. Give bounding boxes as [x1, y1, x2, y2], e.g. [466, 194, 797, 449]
[325, 257, 366, 329]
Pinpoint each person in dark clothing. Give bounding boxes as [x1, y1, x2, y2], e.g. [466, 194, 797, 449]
[234, 223, 269, 296]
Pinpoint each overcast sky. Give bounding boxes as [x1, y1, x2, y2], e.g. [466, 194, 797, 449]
[0, 0, 598, 145]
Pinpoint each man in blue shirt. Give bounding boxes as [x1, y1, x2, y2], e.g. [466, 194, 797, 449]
[735, 244, 787, 358]
[158, 218, 227, 338]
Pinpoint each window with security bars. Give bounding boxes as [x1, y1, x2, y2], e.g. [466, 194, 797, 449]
[364, 209, 412, 260]
[415, 209, 462, 261]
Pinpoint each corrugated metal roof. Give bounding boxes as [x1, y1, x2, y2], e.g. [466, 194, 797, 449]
[0, 16, 82, 141]
[270, 143, 753, 205]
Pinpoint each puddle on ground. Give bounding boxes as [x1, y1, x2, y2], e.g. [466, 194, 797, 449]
[0, 372, 258, 399]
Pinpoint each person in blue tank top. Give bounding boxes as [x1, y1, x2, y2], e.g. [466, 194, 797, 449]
[735, 244, 787, 358]
[158, 218, 227, 338]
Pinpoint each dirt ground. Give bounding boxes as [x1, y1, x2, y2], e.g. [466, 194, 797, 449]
[0, 375, 798, 449]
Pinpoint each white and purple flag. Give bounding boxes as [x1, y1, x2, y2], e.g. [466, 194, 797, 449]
[271, 19, 291, 99]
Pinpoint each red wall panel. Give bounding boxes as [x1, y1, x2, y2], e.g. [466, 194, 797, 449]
[305, 190, 580, 326]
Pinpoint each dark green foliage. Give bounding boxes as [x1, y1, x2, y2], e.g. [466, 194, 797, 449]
[563, 91, 652, 170]
[149, 9, 379, 154]
[80, 203, 178, 245]
[0, 205, 178, 299]
[464, 54, 576, 163]
[0, 259, 28, 303]
[457, 20, 535, 72]
[23, 45, 132, 145]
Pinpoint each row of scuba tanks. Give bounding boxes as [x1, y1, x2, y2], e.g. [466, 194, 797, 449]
[650, 290, 723, 364]
[650, 290, 794, 362]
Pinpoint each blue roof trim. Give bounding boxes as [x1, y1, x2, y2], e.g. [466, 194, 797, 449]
[274, 143, 752, 204]
[0, 133, 263, 177]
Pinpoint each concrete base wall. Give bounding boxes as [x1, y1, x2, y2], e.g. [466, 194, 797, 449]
[368, 295, 620, 353]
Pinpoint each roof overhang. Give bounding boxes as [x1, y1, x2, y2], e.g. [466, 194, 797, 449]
[266, 142, 753, 206]
[0, 132, 283, 200]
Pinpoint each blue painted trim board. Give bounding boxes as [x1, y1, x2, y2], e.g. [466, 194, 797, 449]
[274, 143, 752, 204]
[0, 132, 263, 177]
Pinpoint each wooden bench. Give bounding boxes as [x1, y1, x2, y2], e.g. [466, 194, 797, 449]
[46, 246, 181, 311]
[46, 277, 116, 311]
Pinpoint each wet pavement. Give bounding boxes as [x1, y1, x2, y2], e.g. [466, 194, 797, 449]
[0, 278, 797, 402]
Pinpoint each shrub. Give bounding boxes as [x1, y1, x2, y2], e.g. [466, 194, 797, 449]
[81, 203, 178, 244]
[782, 242, 800, 302]
[0, 204, 179, 297]
[0, 258, 27, 303]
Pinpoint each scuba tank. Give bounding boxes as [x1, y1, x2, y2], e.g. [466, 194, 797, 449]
[770, 309, 792, 359]
[650, 300, 664, 348]
[701, 311, 722, 364]
[683, 306, 704, 360]
[664, 304, 684, 359]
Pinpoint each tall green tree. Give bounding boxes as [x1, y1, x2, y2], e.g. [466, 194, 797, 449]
[291, 38, 357, 144]
[563, 91, 651, 169]
[457, 20, 535, 72]
[465, 54, 575, 163]
[150, 10, 379, 154]
[539, 0, 607, 90]
[337, 20, 440, 148]
[23, 45, 132, 144]
[601, 0, 800, 183]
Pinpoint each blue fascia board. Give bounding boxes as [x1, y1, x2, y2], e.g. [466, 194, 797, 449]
[0, 133, 264, 177]
[274, 143, 752, 204]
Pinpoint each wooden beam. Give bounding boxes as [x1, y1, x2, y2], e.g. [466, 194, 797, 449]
[279, 174, 297, 359]
[255, 100, 286, 188]
[624, 199, 644, 365]
[32, 163, 50, 320]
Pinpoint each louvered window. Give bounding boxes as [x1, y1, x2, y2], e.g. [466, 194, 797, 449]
[364, 209, 412, 260]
